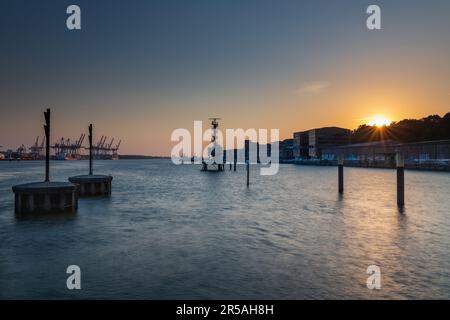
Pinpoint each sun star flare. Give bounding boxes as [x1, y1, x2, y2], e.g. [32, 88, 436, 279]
[369, 116, 391, 127]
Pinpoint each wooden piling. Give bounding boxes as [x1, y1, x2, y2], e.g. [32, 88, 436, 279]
[338, 155, 344, 194]
[396, 153, 405, 207]
[246, 161, 249, 187]
[245, 140, 249, 186]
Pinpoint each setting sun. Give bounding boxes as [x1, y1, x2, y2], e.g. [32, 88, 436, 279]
[369, 116, 391, 127]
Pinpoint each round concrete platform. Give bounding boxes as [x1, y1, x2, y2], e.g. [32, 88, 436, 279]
[12, 181, 78, 215]
[12, 181, 78, 193]
[68, 174, 112, 197]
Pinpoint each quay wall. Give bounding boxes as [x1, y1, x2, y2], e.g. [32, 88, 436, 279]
[293, 159, 450, 171]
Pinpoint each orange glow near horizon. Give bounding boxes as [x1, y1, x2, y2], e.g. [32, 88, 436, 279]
[368, 116, 392, 127]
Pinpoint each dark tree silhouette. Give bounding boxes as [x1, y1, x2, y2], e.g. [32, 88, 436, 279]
[350, 112, 450, 143]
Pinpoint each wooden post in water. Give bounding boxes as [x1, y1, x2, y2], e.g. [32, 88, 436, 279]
[89, 124, 93, 175]
[396, 153, 405, 207]
[245, 140, 249, 186]
[338, 154, 344, 194]
[44, 109, 50, 182]
[246, 161, 249, 187]
[234, 148, 237, 171]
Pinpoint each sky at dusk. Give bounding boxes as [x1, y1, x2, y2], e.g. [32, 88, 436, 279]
[0, 0, 449, 155]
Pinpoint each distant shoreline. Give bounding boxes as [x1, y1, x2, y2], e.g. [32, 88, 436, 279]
[2, 156, 449, 172]
[0, 155, 171, 161]
[118, 155, 171, 160]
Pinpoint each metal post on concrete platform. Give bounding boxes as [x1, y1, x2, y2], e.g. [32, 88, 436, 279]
[12, 108, 79, 215]
[338, 154, 344, 194]
[89, 124, 93, 175]
[396, 153, 405, 207]
[69, 124, 113, 197]
[44, 109, 50, 182]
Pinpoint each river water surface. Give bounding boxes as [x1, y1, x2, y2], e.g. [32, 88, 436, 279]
[1, 159, 449, 299]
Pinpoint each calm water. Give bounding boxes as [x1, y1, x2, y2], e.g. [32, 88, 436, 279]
[1, 159, 450, 299]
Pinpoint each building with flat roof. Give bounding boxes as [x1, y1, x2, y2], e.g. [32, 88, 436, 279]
[293, 127, 351, 159]
[293, 131, 309, 159]
[279, 139, 294, 161]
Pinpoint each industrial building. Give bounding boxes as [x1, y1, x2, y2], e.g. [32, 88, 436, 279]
[293, 127, 351, 159]
[279, 139, 294, 161]
[293, 131, 309, 159]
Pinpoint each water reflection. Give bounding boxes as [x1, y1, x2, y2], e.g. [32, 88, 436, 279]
[1, 160, 450, 299]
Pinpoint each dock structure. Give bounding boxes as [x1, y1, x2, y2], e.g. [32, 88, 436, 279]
[68, 124, 113, 197]
[68, 174, 112, 196]
[12, 182, 78, 214]
[12, 109, 78, 215]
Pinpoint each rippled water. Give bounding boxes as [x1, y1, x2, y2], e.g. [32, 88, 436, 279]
[1, 159, 450, 299]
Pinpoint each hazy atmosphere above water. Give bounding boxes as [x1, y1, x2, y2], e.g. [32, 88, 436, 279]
[1, 0, 449, 155]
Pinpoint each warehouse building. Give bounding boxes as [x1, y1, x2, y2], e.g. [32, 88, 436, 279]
[279, 139, 294, 161]
[293, 127, 351, 159]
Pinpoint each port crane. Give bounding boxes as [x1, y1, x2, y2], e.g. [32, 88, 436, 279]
[29, 136, 45, 159]
[88, 135, 121, 159]
[96, 135, 107, 158]
[107, 138, 114, 151]
[9, 132, 121, 161]
[112, 140, 121, 160]
[76, 133, 85, 151]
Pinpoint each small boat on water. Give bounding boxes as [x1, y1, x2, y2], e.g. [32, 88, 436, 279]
[54, 152, 80, 160]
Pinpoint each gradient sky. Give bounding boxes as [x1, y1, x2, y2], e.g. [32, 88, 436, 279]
[1, 0, 449, 155]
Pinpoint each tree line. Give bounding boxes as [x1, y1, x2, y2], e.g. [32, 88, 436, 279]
[351, 112, 450, 143]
